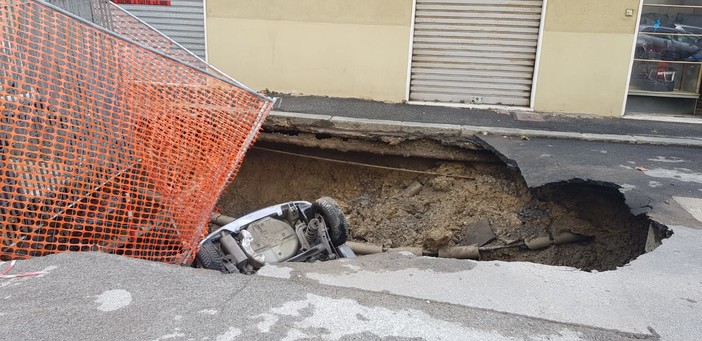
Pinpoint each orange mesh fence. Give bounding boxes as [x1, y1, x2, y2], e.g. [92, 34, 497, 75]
[0, 0, 272, 264]
[108, 2, 217, 76]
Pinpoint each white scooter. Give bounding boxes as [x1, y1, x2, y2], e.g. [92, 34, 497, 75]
[195, 197, 355, 274]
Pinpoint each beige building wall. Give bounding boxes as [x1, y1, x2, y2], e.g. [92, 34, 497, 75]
[206, 0, 413, 102]
[533, 0, 641, 117]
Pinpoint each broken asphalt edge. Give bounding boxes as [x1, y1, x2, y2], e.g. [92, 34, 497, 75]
[475, 135, 677, 233]
[271, 111, 702, 148]
[267, 110, 699, 230]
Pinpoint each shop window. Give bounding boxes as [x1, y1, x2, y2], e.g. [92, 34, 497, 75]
[627, 0, 702, 115]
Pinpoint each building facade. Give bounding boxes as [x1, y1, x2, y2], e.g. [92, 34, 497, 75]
[203, 0, 700, 119]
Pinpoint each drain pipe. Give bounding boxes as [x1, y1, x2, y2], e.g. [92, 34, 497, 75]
[345, 241, 383, 255]
[210, 212, 237, 226]
[345, 242, 423, 256]
[438, 245, 480, 259]
[524, 232, 589, 250]
[346, 232, 591, 260]
[346, 241, 481, 259]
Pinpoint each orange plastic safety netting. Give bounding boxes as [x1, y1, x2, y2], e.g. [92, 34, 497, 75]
[108, 2, 220, 77]
[0, 0, 272, 263]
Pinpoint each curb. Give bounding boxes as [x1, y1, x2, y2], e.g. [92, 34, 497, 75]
[271, 111, 702, 148]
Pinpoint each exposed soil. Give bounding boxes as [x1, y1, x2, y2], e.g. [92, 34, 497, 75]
[218, 137, 669, 271]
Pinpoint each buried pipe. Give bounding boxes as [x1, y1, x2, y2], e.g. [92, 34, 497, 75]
[345, 241, 383, 255]
[347, 232, 591, 260]
[210, 212, 237, 226]
[438, 245, 480, 259]
[524, 232, 590, 250]
[345, 241, 423, 256]
[346, 241, 478, 259]
[391, 247, 424, 256]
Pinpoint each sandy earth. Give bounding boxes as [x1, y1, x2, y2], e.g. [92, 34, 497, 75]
[218, 143, 661, 271]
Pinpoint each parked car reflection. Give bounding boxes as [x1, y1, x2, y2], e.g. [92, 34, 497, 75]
[636, 25, 702, 61]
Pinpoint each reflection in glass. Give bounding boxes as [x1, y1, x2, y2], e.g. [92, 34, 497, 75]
[630, 1, 702, 96]
[630, 61, 701, 94]
[637, 4, 702, 62]
[645, 0, 702, 6]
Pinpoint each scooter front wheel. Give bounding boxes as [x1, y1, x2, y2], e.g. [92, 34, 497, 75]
[308, 197, 348, 247]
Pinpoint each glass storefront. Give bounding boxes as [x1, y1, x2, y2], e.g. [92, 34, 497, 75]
[627, 0, 702, 115]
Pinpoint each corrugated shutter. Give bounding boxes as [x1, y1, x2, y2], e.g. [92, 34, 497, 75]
[409, 0, 543, 107]
[119, 0, 206, 59]
[46, 0, 113, 29]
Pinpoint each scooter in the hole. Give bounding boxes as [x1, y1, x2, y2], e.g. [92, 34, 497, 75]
[194, 197, 355, 274]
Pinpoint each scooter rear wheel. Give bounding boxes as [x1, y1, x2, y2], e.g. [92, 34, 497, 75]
[195, 240, 226, 272]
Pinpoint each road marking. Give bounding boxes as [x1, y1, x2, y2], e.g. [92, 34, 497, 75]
[95, 289, 132, 312]
[215, 327, 241, 341]
[644, 168, 702, 184]
[256, 264, 293, 279]
[260, 293, 589, 341]
[649, 181, 663, 188]
[251, 313, 278, 333]
[150, 331, 185, 341]
[674, 197, 702, 223]
[198, 309, 218, 315]
[648, 156, 684, 163]
[620, 184, 636, 193]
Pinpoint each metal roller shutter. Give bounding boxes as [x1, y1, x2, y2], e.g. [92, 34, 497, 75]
[46, 0, 113, 29]
[119, 0, 206, 59]
[409, 0, 543, 107]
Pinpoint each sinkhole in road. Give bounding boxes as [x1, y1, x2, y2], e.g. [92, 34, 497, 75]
[218, 133, 670, 272]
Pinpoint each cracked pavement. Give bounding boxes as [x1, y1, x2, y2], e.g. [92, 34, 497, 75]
[0, 252, 659, 341]
[477, 136, 702, 228]
[2, 130, 701, 340]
